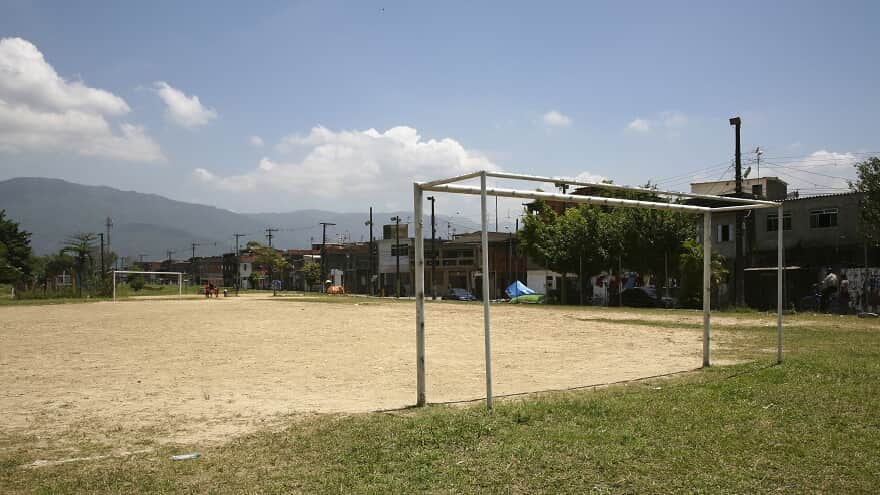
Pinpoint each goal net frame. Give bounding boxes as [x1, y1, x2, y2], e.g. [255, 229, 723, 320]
[413, 170, 784, 409]
[111, 270, 184, 301]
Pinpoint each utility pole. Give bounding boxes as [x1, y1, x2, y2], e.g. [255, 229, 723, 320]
[730, 116, 745, 307]
[233, 233, 245, 293]
[191, 242, 201, 286]
[755, 146, 762, 180]
[366, 209, 374, 296]
[98, 232, 105, 281]
[391, 216, 401, 298]
[426, 197, 436, 299]
[265, 228, 278, 248]
[105, 216, 113, 252]
[320, 222, 336, 292]
[514, 217, 519, 284]
[138, 254, 146, 263]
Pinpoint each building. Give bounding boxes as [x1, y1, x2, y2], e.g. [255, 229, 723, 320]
[690, 177, 876, 309]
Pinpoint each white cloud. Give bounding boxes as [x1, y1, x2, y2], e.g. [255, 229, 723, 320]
[194, 125, 500, 200]
[626, 118, 651, 132]
[153, 81, 217, 129]
[768, 150, 859, 193]
[574, 171, 607, 184]
[0, 37, 163, 162]
[541, 110, 572, 128]
[248, 135, 264, 147]
[626, 111, 688, 135]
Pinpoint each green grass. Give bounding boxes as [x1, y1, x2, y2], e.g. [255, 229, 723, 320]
[1, 314, 878, 493]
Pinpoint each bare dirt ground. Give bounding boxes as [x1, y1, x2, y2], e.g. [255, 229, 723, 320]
[0, 294, 765, 457]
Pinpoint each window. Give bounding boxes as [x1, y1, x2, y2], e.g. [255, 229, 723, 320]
[766, 213, 792, 232]
[391, 243, 409, 256]
[810, 208, 838, 228]
[716, 224, 732, 242]
[752, 184, 763, 198]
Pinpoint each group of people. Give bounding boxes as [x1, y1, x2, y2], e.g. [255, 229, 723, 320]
[203, 283, 226, 298]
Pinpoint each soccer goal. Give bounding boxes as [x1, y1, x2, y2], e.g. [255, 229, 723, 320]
[111, 270, 184, 301]
[413, 170, 784, 410]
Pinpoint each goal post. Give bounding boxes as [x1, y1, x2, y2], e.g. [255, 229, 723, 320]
[414, 170, 784, 410]
[111, 270, 184, 301]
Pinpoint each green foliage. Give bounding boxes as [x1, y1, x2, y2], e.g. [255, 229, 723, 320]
[678, 238, 729, 308]
[129, 273, 145, 291]
[62, 233, 98, 296]
[517, 191, 697, 304]
[851, 156, 880, 245]
[302, 261, 321, 289]
[0, 210, 33, 285]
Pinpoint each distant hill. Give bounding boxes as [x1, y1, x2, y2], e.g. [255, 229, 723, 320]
[0, 177, 477, 261]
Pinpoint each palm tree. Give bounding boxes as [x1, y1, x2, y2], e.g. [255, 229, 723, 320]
[63, 233, 97, 297]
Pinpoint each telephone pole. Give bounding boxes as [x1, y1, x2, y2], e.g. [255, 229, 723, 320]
[98, 232, 105, 280]
[105, 216, 113, 252]
[191, 242, 201, 285]
[426, 197, 437, 299]
[730, 116, 745, 307]
[233, 233, 245, 293]
[391, 216, 402, 298]
[320, 222, 336, 291]
[265, 228, 279, 248]
[365, 209, 374, 295]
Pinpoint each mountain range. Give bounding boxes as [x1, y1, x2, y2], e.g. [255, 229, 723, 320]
[0, 177, 478, 261]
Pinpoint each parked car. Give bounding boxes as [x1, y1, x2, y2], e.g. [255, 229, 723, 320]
[443, 288, 477, 301]
[620, 287, 674, 308]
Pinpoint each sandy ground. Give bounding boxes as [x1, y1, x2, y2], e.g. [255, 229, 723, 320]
[0, 295, 756, 453]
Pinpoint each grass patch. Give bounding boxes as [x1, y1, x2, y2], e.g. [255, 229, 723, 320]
[2, 315, 878, 493]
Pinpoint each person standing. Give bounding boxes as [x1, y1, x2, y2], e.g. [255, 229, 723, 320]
[820, 268, 838, 312]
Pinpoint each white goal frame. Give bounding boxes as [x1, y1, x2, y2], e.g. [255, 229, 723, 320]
[413, 170, 784, 409]
[112, 270, 184, 301]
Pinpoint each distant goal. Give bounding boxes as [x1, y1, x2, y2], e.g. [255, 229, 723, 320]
[111, 270, 184, 301]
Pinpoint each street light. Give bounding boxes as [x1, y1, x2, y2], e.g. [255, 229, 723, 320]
[391, 215, 401, 298]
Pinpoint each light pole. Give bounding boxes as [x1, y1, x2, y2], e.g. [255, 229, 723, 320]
[365, 208, 374, 295]
[426, 196, 436, 299]
[391, 215, 402, 298]
[320, 222, 336, 292]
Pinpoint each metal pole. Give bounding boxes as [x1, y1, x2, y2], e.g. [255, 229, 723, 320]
[396, 217, 401, 297]
[777, 205, 783, 364]
[429, 197, 436, 300]
[368, 208, 374, 296]
[480, 172, 493, 410]
[112, 270, 116, 301]
[414, 184, 426, 406]
[178, 273, 182, 300]
[703, 212, 712, 367]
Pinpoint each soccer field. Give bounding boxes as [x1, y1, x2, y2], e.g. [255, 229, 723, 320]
[0, 295, 769, 451]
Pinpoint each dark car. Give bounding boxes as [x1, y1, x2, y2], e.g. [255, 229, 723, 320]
[620, 287, 674, 308]
[443, 288, 477, 301]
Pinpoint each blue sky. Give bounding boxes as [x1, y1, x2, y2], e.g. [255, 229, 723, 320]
[1, 0, 878, 219]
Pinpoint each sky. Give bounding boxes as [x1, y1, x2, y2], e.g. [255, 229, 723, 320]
[1, 0, 878, 224]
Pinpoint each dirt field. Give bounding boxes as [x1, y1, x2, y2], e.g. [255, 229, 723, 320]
[0, 295, 763, 455]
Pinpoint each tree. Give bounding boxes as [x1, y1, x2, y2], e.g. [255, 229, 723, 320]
[0, 210, 34, 287]
[678, 239, 729, 308]
[63, 233, 97, 296]
[251, 242, 290, 295]
[302, 261, 321, 291]
[851, 156, 880, 246]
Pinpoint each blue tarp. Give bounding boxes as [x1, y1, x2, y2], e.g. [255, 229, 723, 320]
[505, 280, 536, 298]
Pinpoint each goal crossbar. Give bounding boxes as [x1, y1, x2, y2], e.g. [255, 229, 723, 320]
[413, 170, 784, 410]
[111, 270, 184, 301]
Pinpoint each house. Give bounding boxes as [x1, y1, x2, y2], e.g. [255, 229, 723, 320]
[690, 177, 876, 309]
